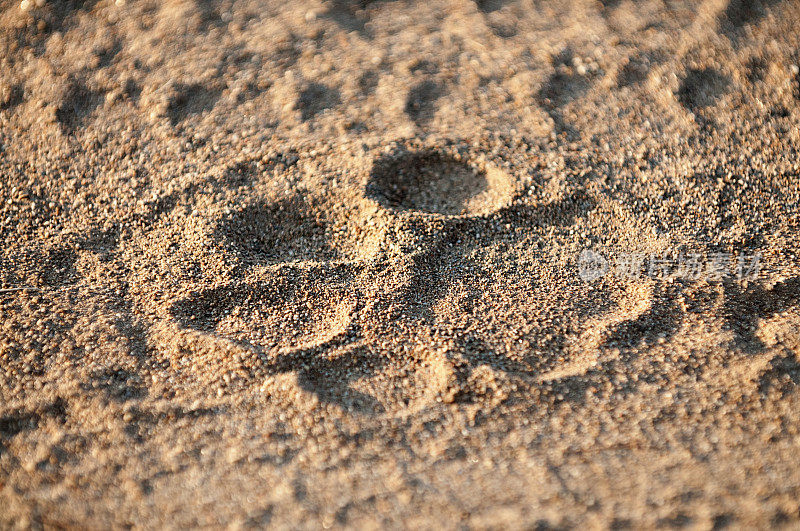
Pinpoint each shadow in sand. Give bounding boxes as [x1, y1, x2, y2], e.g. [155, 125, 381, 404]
[717, 0, 783, 45]
[723, 275, 800, 353]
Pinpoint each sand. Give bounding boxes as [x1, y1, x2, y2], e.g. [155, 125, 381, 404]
[1, 0, 800, 527]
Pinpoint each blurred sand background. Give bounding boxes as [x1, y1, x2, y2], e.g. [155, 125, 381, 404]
[1, 0, 800, 527]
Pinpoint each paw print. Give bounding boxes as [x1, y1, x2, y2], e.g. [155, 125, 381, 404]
[165, 142, 594, 412]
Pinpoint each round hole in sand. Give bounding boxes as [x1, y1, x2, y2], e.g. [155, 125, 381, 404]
[367, 150, 515, 216]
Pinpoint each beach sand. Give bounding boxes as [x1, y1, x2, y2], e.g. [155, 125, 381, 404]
[1, 0, 800, 527]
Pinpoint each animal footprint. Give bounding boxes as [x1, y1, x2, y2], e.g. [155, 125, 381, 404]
[366, 148, 516, 216]
[164, 143, 526, 412]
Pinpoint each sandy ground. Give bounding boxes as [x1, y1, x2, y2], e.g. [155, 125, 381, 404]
[1, 0, 800, 527]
